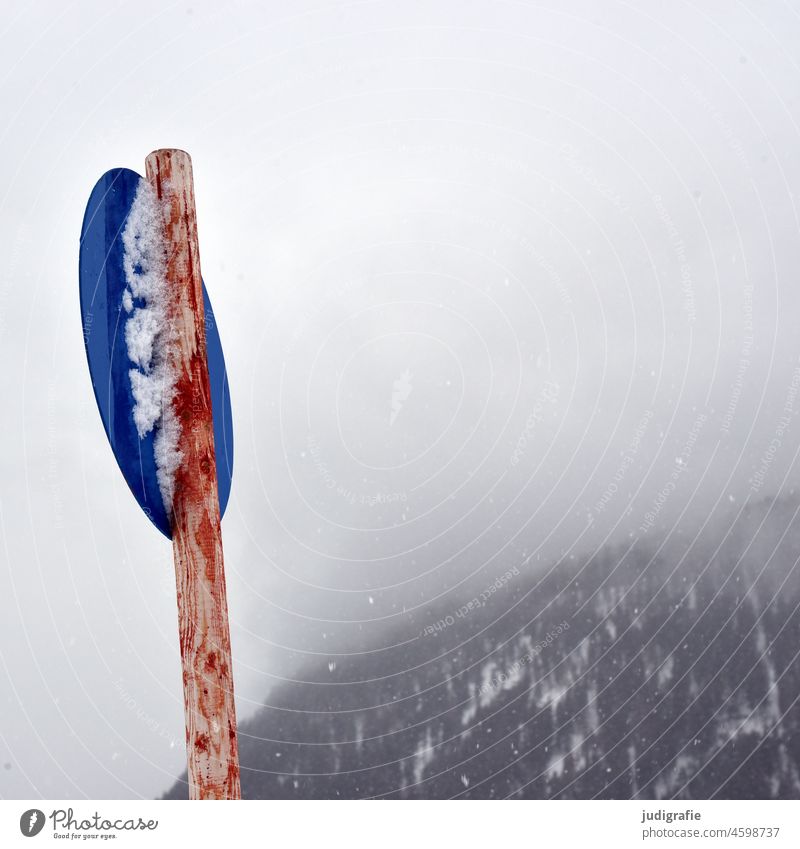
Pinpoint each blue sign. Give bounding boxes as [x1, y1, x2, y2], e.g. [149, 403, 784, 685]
[79, 168, 233, 538]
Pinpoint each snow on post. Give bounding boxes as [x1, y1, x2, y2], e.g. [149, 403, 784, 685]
[145, 149, 241, 800]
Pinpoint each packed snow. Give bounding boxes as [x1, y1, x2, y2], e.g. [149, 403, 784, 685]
[121, 179, 182, 512]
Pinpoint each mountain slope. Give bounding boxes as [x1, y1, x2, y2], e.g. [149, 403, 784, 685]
[164, 496, 800, 799]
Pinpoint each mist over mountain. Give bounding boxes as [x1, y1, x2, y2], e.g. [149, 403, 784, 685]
[165, 495, 800, 799]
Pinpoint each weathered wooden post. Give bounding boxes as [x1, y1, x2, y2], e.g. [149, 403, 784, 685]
[145, 149, 241, 800]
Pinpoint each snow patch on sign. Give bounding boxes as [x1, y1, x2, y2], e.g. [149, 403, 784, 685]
[122, 179, 182, 513]
[125, 306, 160, 368]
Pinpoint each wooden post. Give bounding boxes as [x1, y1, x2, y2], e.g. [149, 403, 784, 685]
[145, 149, 241, 800]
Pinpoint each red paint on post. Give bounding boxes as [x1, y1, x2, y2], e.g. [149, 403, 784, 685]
[145, 149, 241, 800]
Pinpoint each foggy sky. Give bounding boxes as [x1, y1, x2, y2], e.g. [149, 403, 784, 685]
[2, 0, 800, 798]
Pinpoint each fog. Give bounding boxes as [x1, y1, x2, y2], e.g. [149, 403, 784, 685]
[1, 0, 800, 798]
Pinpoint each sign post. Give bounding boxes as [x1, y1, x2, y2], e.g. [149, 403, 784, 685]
[146, 149, 241, 800]
[79, 150, 241, 800]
